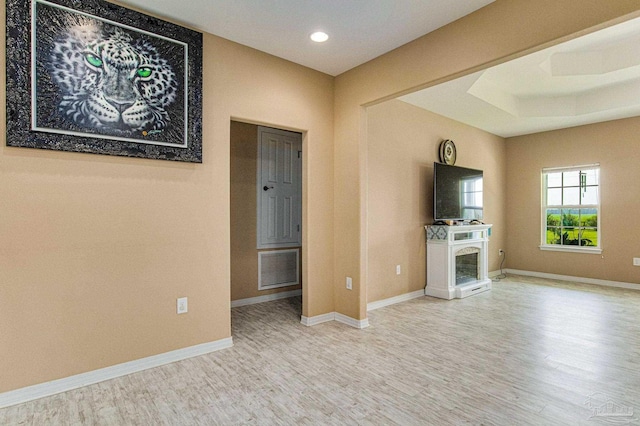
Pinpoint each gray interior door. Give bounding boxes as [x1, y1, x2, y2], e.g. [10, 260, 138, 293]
[257, 126, 302, 249]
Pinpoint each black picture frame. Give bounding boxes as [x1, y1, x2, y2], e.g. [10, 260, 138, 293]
[6, 0, 203, 163]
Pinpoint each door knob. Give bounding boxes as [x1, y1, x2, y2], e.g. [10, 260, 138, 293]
[263, 185, 274, 191]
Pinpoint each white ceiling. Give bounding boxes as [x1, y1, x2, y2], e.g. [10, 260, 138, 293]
[118, 0, 494, 76]
[399, 16, 640, 137]
[117, 0, 639, 137]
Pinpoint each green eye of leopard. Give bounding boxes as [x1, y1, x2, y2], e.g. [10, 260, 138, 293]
[84, 53, 102, 67]
[137, 67, 152, 78]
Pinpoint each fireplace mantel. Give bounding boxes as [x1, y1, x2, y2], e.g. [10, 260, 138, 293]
[424, 224, 492, 299]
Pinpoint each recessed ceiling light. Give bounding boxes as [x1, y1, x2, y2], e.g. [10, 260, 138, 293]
[310, 31, 329, 43]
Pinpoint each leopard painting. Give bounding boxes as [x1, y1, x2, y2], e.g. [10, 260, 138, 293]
[47, 22, 179, 135]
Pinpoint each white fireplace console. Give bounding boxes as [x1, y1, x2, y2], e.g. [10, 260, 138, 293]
[424, 224, 492, 299]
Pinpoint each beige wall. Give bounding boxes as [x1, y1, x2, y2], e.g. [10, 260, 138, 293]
[230, 121, 302, 301]
[505, 116, 640, 284]
[366, 100, 506, 303]
[0, 1, 334, 393]
[334, 0, 640, 320]
[3, 0, 640, 396]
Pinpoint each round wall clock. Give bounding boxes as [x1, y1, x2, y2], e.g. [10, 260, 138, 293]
[439, 139, 457, 165]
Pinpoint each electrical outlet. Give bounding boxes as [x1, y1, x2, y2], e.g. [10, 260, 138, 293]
[498, 249, 504, 256]
[346, 277, 353, 290]
[633, 258, 640, 266]
[177, 297, 188, 314]
[396, 265, 401, 275]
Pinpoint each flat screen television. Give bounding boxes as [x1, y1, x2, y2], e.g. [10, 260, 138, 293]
[433, 162, 483, 221]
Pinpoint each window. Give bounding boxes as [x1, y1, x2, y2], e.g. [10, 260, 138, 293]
[460, 176, 483, 220]
[541, 164, 600, 253]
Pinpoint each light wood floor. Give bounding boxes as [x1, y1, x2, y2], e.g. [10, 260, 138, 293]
[2, 275, 640, 425]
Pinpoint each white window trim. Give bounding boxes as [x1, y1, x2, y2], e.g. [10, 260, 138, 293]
[459, 176, 483, 221]
[539, 245, 602, 254]
[540, 164, 601, 254]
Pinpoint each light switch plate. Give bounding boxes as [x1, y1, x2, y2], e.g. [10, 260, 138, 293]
[177, 297, 188, 314]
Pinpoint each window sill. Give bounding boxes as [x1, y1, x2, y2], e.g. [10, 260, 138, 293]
[539, 245, 602, 254]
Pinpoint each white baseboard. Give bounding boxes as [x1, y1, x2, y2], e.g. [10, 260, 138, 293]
[0, 337, 233, 409]
[301, 312, 369, 329]
[367, 289, 425, 311]
[300, 312, 336, 326]
[505, 269, 640, 291]
[231, 289, 302, 308]
[335, 313, 370, 329]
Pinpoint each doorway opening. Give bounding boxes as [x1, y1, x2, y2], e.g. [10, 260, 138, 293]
[230, 121, 303, 324]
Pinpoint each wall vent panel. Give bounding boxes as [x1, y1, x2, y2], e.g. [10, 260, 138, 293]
[258, 249, 299, 290]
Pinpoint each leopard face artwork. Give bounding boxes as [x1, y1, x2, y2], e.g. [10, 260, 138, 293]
[50, 26, 178, 133]
[33, 0, 188, 146]
[6, 0, 202, 162]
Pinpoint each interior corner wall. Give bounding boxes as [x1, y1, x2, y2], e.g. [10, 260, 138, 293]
[366, 100, 506, 303]
[230, 121, 302, 301]
[0, 0, 334, 393]
[505, 116, 640, 284]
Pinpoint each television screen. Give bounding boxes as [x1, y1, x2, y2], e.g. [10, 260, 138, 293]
[434, 162, 483, 221]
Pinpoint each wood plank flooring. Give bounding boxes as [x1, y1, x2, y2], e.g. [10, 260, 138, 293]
[1, 275, 639, 425]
